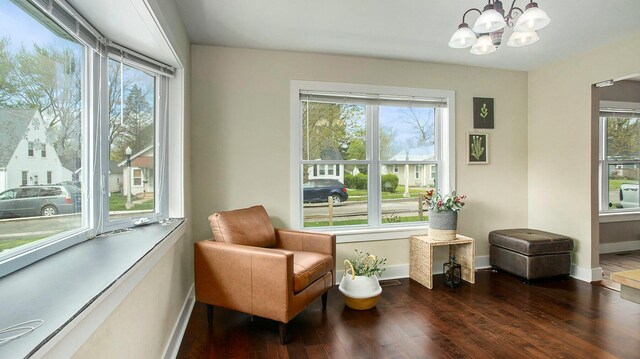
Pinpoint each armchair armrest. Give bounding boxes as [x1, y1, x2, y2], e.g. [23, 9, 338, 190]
[275, 229, 335, 256]
[275, 228, 336, 279]
[194, 240, 293, 322]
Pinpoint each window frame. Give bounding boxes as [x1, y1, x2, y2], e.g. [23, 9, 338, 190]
[290, 81, 455, 234]
[0, 1, 173, 278]
[599, 110, 640, 214]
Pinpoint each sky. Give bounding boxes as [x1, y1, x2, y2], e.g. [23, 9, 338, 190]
[380, 106, 435, 155]
[0, 0, 79, 53]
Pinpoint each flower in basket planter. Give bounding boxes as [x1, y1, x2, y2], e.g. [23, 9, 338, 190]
[339, 250, 387, 310]
[424, 190, 466, 213]
[424, 190, 467, 240]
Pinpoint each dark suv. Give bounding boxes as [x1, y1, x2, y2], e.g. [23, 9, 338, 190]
[0, 185, 82, 219]
[303, 179, 348, 204]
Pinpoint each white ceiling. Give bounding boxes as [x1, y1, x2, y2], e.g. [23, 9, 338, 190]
[175, 0, 640, 71]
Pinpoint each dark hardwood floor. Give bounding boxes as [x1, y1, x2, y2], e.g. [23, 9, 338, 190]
[177, 270, 640, 359]
[600, 250, 640, 291]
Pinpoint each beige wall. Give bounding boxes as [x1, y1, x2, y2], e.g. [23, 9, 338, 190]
[528, 32, 640, 271]
[73, 233, 192, 359]
[191, 46, 529, 266]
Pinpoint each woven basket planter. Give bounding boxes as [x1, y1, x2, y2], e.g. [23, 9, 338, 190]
[428, 210, 458, 241]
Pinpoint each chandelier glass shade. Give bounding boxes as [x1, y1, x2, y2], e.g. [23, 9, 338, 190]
[470, 35, 497, 55]
[472, 6, 506, 33]
[514, 3, 551, 32]
[448, 24, 478, 48]
[449, 0, 550, 55]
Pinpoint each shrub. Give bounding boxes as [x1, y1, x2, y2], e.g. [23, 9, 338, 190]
[344, 173, 355, 188]
[381, 174, 399, 193]
[354, 173, 368, 190]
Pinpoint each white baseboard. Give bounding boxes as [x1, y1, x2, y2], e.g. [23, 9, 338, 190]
[600, 240, 640, 254]
[571, 264, 603, 283]
[162, 283, 195, 359]
[335, 255, 490, 284]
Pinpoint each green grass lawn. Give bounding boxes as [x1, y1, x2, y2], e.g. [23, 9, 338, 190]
[0, 236, 46, 252]
[608, 179, 638, 192]
[347, 186, 428, 201]
[109, 193, 154, 211]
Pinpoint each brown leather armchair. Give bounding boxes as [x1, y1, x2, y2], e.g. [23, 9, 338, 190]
[194, 205, 336, 343]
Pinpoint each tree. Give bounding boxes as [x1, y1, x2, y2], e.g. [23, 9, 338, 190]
[400, 107, 435, 145]
[109, 84, 154, 161]
[607, 117, 640, 160]
[0, 37, 16, 107]
[7, 44, 82, 170]
[302, 102, 348, 160]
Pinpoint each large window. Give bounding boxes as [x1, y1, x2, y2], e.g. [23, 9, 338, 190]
[292, 82, 454, 230]
[0, 0, 85, 256]
[599, 104, 640, 212]
[108, 59, 157, 220]
[0, 0, 174, 277]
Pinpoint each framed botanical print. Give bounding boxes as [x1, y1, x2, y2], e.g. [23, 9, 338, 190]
[473, 97, 494, 129]
[467, 132, 489, 164]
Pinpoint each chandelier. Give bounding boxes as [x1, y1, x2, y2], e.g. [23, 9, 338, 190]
[449, 0, 550, 55]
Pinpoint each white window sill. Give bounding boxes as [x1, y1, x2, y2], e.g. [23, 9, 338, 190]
[309, 225, 429, 243]
[599, 212, 640, 223]
[0, 220, 185, 358]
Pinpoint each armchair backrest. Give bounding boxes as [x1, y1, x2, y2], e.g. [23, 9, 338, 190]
[208, 205, 277, 248]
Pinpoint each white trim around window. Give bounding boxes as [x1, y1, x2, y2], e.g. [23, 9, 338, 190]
[289, 81, 455, 240]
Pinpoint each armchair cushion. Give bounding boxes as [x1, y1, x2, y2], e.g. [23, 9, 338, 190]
[208, 205, 276, 248]
[273, 250, 334, 293]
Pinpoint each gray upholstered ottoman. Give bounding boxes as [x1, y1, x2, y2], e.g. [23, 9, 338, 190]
[489, 229, 573, 280]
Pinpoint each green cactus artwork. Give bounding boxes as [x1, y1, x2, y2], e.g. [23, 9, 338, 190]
[480, 103, 489, 121]
[471, 135, 484, 160]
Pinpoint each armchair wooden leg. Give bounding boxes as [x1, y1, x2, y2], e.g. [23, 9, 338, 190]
[279, 322, 288, 344]
[206, 304, 214, 330]
[322, 292, 328, 311]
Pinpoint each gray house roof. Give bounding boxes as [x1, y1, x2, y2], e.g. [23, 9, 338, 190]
[0, 109, 38, 167]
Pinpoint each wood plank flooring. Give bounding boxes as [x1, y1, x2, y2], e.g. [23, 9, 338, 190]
[176, 270, 640, 359]
[601, 250, 640, 291]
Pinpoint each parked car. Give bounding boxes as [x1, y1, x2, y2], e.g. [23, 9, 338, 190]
[303, 179, 348, 204]
[0, 185, 82, 219]
[618, 183, 639, 208]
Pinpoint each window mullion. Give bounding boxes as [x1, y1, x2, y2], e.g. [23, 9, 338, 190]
[369, 105, 381, 227]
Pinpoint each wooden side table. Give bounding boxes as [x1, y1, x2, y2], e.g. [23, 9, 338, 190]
[410, 234, 475, 289]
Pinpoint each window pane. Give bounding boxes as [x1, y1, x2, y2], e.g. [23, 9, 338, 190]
[303, 164, 367, 227]
[607, 117, 640, 160]
[379, 106, 436, 161]
[608, 164, 640, 210]
[381, 164, 436, 224]
[0, 0, 84, 253]
[301, 101, 366, 160]
[108, 59, 156, 219]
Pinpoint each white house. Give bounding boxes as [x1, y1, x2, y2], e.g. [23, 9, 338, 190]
[306, 163, 345, 183]
[118, 145, 154, 196]
[382, 144, 436, 188]
[0, 109, 72, 192]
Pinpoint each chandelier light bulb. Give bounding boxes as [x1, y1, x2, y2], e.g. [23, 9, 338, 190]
[449, 24, 477, 49]
[507, 31, 539, 47]
[514, 2, 550, 32]
[470, 35, 497, 55]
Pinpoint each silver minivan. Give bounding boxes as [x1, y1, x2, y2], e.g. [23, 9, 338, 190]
[0, 185, 81, 219]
